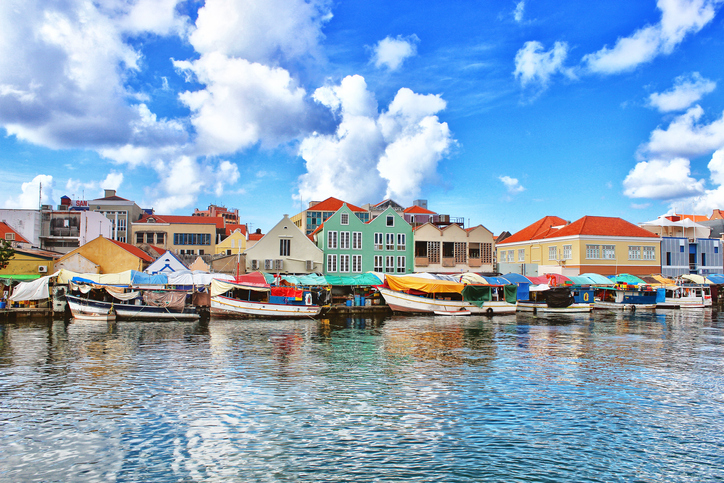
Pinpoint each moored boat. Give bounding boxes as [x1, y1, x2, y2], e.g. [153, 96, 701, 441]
[593, 283, 657, 310]
[209, 277, 322, 318]
[517, 286, 593, 313]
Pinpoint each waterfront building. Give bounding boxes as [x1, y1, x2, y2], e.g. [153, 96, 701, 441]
[216, 227, 247, 255]
[193, 204, 240, 224]
[244, 215, 323, 274]
[313, 205, 413, 275]
[131, 214, 223, 256]
[40, 208, 113, 254]
[0, 210, 42, 247]
[55, 236, 153, 273]
[144, 250, 188, 275]
[497, 215, 661, 277]
[291, 197, 369, 236]
[86, 190, 145, 243]
[413, 223, 494, 273]
[0, 222, 31, 249]
[0, 248, 59, 280]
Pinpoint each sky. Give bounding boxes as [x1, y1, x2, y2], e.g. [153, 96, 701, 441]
[1, 0, 724, 236]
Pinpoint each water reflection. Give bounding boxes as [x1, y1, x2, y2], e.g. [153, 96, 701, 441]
[0, 311, 723, 482]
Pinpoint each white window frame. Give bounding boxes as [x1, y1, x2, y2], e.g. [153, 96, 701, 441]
[562, 245, 572, 260]
[603, 245, 615, 260]
[500, 250, 507, 263]
[643, 246, 655, 261]
[340, 213, 349, 225]
[396, 256, 406, 273]
[628, 246, 641, 260]
[352, 255, 362, 273]
[586, 245, 600, 259]
[397, 233, 406, 251]
[340, 254, 350, 272]
[385, 255, 395, 273]
[374, 255, 383, 272]
[327, 231, 338, 249]
[386, 233, 395, 250]
[518, 249, 525, 262]
[326, 254, 337, 273]
[549, 246, 557, 260]
[340, 231, 350, 250]
[352, 232, 362, 250]
[280, 238, 291, 257]
[386, 215, 394, 227]
[374, 232, 383, 250]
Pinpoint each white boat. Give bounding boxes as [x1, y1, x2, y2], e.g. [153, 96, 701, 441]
[658, 284, 711, 309]
[433, 310, 471, 316]
[67, 298, 116, 321]
[593, 284, 658, 311]
[378, 275, 517, 315]
[516, 286, 593, 313]
[209, 277, 322, 319]
[66, 292, 199, 320]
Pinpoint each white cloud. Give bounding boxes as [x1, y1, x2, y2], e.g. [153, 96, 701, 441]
[371, 35, 419, 71]
[514, 41, 572, 90]
[297, 76, 453, 206]
[65, 171, 124, 199]
[3, 174, 55, 209]
[648, 72, 716, 112]
[644, 105, 724, 159]
[189, 0, 332, 64]
[175, 53, 309, 155]
[623, 157, 705, 199]
[583, 0, 719, 74]
[514, 1, 525, 23]
[499, 176, 525, 194]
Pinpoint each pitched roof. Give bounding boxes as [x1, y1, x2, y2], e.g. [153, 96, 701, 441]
[552, 216, 659, 238]
[137, 214, 224, 229]
[404, 205, 436, 215]
[109, 238, 154, 262]
[497, 216, 568, 245]
[307, 197, 366, 212]
[0, 222, 29, 244]
[92, 195, 130, 202]
[666, 214, 709, 223]
[225, 223, 247, 236]
[13, 248, 61, 259]
[248, 232, 264, 241]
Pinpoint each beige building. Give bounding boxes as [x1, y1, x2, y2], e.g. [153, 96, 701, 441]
[131, 214, 222, 256]
[413, 223, 495, 273]
[87, 190, 145, 243]
[244, 215, 323, 273]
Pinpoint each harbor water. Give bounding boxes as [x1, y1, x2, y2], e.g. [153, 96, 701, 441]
[1, 310, 723, 482]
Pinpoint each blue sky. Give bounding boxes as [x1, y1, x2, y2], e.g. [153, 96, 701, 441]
[1, 0, 724, 235]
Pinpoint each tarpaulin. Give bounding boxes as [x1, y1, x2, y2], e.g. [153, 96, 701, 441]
[386, 274, 464, 294]
[210, 278, 270, 297]
[9, 272, 60, 301]
[143, 291, 187, 310]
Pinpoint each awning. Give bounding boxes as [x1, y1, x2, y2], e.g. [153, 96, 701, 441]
[579, 273, 615, 285]
[386, 274, 464, 294]
[705, 274, 724, 284]
[609, 274, 647, 285]
[323, 273, 383, 286]
[681, 274, 708, 284]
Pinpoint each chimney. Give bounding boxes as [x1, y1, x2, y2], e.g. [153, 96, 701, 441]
[104, 189, 116, 198]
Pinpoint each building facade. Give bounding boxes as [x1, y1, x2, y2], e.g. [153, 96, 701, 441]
[413, 223, 494, 273]
[291, 197, 370, 236]
[40, 209, 113, 254]
[244, 215, 323, 273]
[131, 214, 222, 255]
[87, 190, 145, 243]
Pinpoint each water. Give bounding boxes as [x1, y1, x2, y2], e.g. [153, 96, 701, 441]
[1, 310, 723, 482]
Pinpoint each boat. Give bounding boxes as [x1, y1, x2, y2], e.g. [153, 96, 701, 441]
[593, 283, 658, 310]
[67, 298, 116, 321]
[433, 310, 472, 316]
[378, 274, 517, 315]
[657, 283, 711, 309]
[517, 286, 593, 313]
[209, 277, 322, 318]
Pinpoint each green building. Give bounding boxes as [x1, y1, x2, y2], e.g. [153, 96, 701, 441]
[314, 205, 413, 275]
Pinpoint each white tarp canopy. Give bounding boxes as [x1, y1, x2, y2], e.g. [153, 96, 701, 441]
[57, 269, 134, 285]
[167, 270, 234, 286]
[640, 217, 710, 238]
[210, 279, 269, 297]
[9, 272, 61, 301]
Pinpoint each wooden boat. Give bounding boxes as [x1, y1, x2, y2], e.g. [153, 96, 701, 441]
[66, 292, 199, 320]
[657, 284, 711, 309]
[209, 278, 322, 318]
[68, 298, 116, 321]
[517, 286, 593, 313]
[593, 284, 657, 311]
[378, 275, 517, 315]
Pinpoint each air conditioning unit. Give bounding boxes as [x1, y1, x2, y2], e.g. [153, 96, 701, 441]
[264, 259, 273, 270]
[251, 260, 259, 270]
[38, 265, 48, 273]
[306, 260, 315, 271]
[274, 259, 284, 270]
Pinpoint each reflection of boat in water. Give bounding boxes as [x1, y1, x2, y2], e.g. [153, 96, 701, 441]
[433, 310, 471, 316]
[517, 286, 593, 313]
[379, 275, 517, 315]
[209, 277, 322, 319]
[593, 284, 657, 310]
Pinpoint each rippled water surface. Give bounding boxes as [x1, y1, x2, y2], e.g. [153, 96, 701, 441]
[1, 310, 724, 482]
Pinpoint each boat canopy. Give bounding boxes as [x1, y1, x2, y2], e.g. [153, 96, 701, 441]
[609, 274, 647, 285]
[280, 273, 329, 286]
[324, 273, 384, 286]
[210, 278, 270, 297]
[385, 274, 464, 294]
[482, 276, 511, 285]
[705, 274, 724, 284]
[460, 273, 489, 285]
[567, 275, 593, 285]
[500, 273, 531, 285]
[9, 272, 61, 301]
[681, 274, 708, 284]
[461, 284, 517, 306]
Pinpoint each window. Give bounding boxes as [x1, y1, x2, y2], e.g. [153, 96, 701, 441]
[157, 232, 165, 244]
[327, 254, 337, 273]
[500, 250, 507, 263]
[386, 215, 394, 227]
[507, 250, 514, 263]
[385, 255, 395, 273]
[280, 238, 290, 256]
[428, 241, 440, 263]
[455, 243, 467, 263]
[341, 213, 349, 225]
[136, 232, 144, 244]
[483, 243, 492, 264]
[563, 245, 572, 260]
[518, 249, 525, 262]
[603, 245, 615, 259]
[586, 244, 600, 259]
[643, 246, 655, 260]
[374, 233, 383, 250]
[340, 231, 350, 250]
[352, 255, 362, 273]
[549, 246, 557, 260]
[145, 233, 155, 243]
[385, 233, 395, 250]
[397, 233, 406, 251]
[173, 233, 211, 245]
[374, 255, 383, 272]
[327, 231, 338, 249]
[628, 246, 641, 260]
[396, 256, 406, 273]
[340, 254, 350, 272]
[352, 232, 362, 250]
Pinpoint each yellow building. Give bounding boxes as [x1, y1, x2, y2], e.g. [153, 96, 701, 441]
[215, 229, 247, 255]
[497, 216, 661, 276]
[55, 236, 153, 273]
[131, 214, 222, 256]
[0, 249, 58, 278]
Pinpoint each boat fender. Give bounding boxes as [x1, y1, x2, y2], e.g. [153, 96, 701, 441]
[305, 293, 312, 306]
[631, 304, 636, 312]
[486, 307, 494, 316]
[532, 307, 537, 315]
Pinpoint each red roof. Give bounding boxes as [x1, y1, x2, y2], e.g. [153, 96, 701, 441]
[137, 214, 224, 229]
[404, 205, 436, 215]
[109, 238, 154, 262]
[553, 216, 659, 238]
[148, 245, 166, 256]
[666, 214, 709, 223]
[93, 195, 130, 202]
[497, 216, 568, 245]
[248, 232, 264, 241]
[0, 222, 29, 244]
[307, 197, 365, 212]
[225, 224, 247, 236]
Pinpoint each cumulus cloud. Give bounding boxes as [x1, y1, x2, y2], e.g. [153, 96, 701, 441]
[643, 105, 724, 159]
[499, 176, 525, 194]
[371, 35, 419, 71]
[648, 72, 716, 112]
[3, 175, 55, 209]
[583, 0, 719, 74]
[623, 157, 705, 199]
[296, 75, 453, 206]
[66, 171, 124, 199]
[514, 1, 525, 23]
[514, 41, 572, 90]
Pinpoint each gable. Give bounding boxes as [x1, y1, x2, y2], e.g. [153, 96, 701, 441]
[145, 251, 188, 274]
[368, 207, 411, 232]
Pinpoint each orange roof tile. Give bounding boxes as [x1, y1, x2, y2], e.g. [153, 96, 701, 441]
[497, 216, 568, 245]
[0, 222, 29, 244]
[552, 216, 659, 238]
[225, 223, 248, 236]
[137, 214, 224, 229]
[307, 197, 366, 212]
[109, 238, 154, 262]
[248, 233, 264, 241]
[404, 205, 436, 215]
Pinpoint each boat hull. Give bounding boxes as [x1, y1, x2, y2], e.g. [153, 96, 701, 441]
[517, 302, 593, 313]
[66, 295, 199, 320]
[378, 287, 516, 315]
[593, 301, 657, 310]
[210, 295, 322, 318]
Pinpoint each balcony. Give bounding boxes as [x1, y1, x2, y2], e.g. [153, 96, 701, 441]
[468, 258, 482, 268]
[442, 257, 455, 268]
[415, 257, 429, 267]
